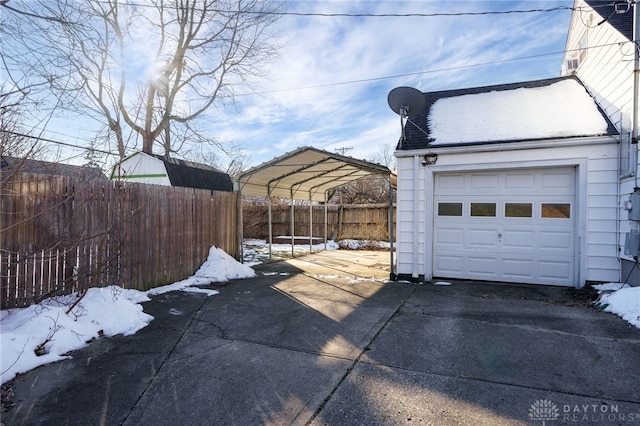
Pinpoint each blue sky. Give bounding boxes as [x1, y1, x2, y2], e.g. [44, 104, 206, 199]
[33, 0, 574, 170]
[202, 0, 574, 168]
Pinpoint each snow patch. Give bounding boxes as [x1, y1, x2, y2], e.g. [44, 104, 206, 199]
[1, 245, 255, 384]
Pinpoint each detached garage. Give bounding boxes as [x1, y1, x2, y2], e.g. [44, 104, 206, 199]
[394, 76, 619, 287]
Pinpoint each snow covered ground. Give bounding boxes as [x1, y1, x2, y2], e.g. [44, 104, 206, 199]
[242, 238, 390, 266]
[1, 242, 638, 385]
[0, 246, 254, 385]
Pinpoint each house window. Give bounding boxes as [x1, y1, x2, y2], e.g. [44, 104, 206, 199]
[438, 202, 463, 216]
[470, 203, 496, 217]
[541, 203, 571, 219]
[579, 34, 588, 64]
[505, 203, 532, 218]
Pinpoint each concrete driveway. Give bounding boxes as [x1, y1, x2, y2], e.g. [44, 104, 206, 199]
[3, 250, 640, 425]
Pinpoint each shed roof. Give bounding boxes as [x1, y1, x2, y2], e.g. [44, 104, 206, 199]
[146, 153, 233, 192]
[397, 75, 618, 151]
[237, 147, 396, 202]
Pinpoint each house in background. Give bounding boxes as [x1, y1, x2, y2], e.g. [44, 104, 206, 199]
[393, 76, 619, 287]
[110, 151, 233, 192]
[1, 156, 107, 181]
[560, 0, 638, 283]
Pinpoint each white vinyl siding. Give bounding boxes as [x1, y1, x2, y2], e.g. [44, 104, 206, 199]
[396, 156, 426, 276]
[563, 0, 633, 135]
[563, 0, 637, 265]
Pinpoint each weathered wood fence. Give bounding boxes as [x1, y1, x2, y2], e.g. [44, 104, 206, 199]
[243, 204, 396, 241]
[1, 173, 239, 309]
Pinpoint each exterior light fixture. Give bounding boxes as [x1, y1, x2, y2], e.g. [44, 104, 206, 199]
[422, 153, 438, 166]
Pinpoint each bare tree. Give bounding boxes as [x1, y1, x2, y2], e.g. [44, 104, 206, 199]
[330, 145, 397, 204]
[2, 0, 282, 158]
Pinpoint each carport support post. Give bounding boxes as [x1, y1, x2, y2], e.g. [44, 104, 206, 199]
[324, 191, 328, 251]
[267, 185, 273, 262]
[290, 188, 295, 257]
[309, 191, 313, 253]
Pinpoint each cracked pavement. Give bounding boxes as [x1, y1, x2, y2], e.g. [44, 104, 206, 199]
[3, 250, 640, 425]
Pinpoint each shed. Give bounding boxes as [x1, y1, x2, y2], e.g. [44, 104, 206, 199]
[236, 147, 396, 271]
[109, 151, 233, 192]
[394, 75, 619, 287]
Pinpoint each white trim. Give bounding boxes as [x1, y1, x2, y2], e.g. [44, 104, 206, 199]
[395, 136, 617, 158]
[423, 158, 587, 287]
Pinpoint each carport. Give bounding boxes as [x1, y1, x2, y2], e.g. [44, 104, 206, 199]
[236, 146, 396, 276]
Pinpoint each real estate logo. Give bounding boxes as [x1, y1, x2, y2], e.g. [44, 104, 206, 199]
[529, 399, 560, 425]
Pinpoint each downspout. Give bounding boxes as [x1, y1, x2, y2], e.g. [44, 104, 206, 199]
[389, 176, 396, 280]
[634, 0, 640, 188]
[412, 155, 419, 279]
[238, 186, 244, 263]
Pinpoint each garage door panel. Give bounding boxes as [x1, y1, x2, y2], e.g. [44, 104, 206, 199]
[470, 173, 499, 189]
[438, 174, 464, 189]
[505, 173, 534, 189]
[539, 231, 572, 250]
[433, 167, 576, 286]
[542, 171, 573, 191]
[468, 256, 499, 276]
[502, 258, 534, 278]
[502, 230, 535, 248]
[469, 228, 499, 247]
[435, 254, 465, 274]
[435, 228, 464, 246]
[539, 259, 573, 282]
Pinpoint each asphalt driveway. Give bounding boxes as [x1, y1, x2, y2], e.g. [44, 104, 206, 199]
[3, 250, 640, 425]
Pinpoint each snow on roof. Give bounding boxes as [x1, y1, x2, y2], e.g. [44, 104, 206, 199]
[427, 79, 611, 146]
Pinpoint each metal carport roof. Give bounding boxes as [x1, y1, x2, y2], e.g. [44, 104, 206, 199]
[236, 146, 397, 278]
[237, 146, 396, 202]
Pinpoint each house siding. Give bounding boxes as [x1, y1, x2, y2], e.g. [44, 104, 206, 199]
[564, 0, 638, 283]
[396, 156, 427, 277]
[586, 156, 619, 282]
[395, 139, 618, 286]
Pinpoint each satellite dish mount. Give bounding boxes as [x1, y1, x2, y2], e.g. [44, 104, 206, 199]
[387, 87, 426, 146]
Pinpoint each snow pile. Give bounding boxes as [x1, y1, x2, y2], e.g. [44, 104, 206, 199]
[0, 286, 153, 384]
[593, 283, 640, 329]
[1, 246, 255, 384]
[338, 239, 391, 250]
[429, 79, 610, 145]
[148, 246, 256, 296]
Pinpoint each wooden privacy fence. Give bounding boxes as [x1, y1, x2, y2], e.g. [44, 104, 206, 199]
[243, 203, 396, 241]
[1, 173, 239, 309]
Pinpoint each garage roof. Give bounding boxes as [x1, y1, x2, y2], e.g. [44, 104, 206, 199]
[237, 146, 396, 202]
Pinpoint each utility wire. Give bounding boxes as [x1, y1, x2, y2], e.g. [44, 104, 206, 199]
[222, 6, 577, 18]
[0, 130, 115, 155]
[87, 1, 610, 19]
[234, 41, 627, 96]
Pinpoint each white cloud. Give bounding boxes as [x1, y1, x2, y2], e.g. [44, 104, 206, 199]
[200, 0, 573, 167]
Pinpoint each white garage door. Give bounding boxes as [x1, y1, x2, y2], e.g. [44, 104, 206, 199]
[433, 167, 576, 286]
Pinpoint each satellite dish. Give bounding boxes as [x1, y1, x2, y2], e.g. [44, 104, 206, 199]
[388, 87, 426, 117]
